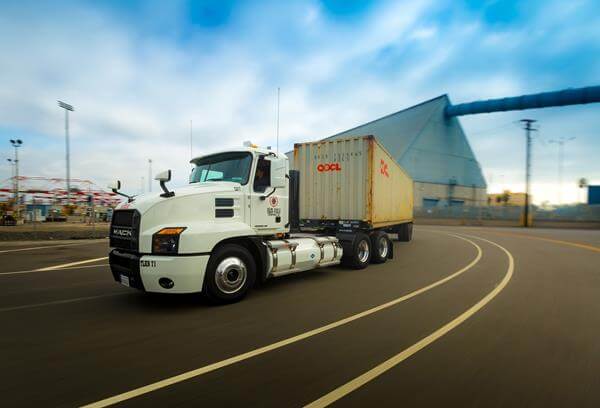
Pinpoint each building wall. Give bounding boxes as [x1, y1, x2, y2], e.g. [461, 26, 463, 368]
[414, 181, 487, 208]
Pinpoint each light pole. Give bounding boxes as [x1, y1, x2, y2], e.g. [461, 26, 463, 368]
[549, 137, 575, 205]
[9, 139, 23, 218]
[7, 159, 15, 208]
[58, 101, 74, 204]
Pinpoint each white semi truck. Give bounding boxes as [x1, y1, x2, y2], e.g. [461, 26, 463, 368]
[109, 135, 413, 303]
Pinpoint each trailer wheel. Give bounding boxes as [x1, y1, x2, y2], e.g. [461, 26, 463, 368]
[370, 231, 390, 264]
[204, 244, 256, 304]
[342, 232, 371, 269]
[396, 222, 413, 242]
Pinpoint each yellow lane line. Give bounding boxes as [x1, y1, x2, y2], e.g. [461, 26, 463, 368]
[0, 264, 109, 276]
[304, 233, 514, 408]
[485, 231, 600, 253]
[0, 293, 128, 313]
[81, 233, 482, 408]
[34, 257, 108, 272]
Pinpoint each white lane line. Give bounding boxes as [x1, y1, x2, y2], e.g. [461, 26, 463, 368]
[80, 233, 482, 408]
[34, 257, 108, 272]
[0, 240, 106, 254]
[304, 234, 515, 408]
[0, 263, 109, 276]
[0, 292, 129, 313]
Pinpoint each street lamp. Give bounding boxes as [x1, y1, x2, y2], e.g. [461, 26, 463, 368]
[9, 139, 23, 218]
[7, 159, 15, 207]
[58, 101, 74, 204]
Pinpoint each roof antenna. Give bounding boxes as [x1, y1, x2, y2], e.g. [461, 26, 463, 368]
[276, 87, 280, 154]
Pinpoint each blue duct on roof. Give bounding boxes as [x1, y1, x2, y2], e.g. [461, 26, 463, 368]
[445, 85, 600, 117]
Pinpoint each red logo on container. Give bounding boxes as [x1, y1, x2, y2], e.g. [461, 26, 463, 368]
[269, 196, 279, 207]
[380, 159, 389, 178]
[317, 162, 341, 172]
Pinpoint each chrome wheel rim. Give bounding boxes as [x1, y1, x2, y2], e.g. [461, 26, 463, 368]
[215, 257, 247, 294]
[357, 239, 370, 263]
[378, 237, 389, 258]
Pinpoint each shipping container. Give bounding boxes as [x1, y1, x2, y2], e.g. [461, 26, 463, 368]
[293, 135, 413, 229]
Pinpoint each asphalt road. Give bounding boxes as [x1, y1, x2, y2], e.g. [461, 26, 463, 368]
[0, 226, 598, 407]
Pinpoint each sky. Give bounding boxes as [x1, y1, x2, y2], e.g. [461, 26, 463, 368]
[0, 0, 598, 204]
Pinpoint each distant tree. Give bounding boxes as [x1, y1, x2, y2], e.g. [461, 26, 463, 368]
[501, 190, 511, 205]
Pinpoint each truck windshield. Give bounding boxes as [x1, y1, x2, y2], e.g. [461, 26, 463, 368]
[190, 152, 253, 185]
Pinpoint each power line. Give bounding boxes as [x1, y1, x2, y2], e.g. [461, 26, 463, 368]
[468, 120, 521, 137]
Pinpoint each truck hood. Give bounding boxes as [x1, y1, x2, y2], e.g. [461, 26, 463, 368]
[116, 182, 240, 215]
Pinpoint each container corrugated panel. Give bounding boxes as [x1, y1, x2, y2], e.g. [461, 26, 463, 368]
[293, 135, 413, 228]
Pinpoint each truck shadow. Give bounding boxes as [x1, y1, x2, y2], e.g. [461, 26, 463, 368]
[121, 265, 348, 311]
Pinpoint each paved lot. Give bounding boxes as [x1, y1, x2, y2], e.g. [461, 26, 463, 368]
[0, 226, 598, 407]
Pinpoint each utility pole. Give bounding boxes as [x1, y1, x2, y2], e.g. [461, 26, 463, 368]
[190, 120, 193, 161]
[148, 159, 153, 192]
[9, 139, 23, 219]
[276, 87, 280, 153]
[520, 119, 537, 227]
[58, 101, 74, 204]
[549, 137, 575, 204]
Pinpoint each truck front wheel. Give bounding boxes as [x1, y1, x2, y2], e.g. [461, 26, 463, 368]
[204, 244, 256, 304]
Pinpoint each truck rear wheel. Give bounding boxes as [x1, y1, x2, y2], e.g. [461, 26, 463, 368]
[370, 231, 390, 264]
[204, 244, 256, 304]
[342, 232, 371, 269]
[396, 222, 413, 242]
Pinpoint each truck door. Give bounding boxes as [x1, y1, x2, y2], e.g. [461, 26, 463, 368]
[250, 155, 287, 233]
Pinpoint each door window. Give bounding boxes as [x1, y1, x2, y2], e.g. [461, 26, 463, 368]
[254, 157, 271, 192]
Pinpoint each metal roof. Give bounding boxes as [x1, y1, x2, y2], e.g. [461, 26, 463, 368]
[321, 95, 487, 188]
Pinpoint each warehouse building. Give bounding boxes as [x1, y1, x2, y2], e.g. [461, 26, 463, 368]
[290, 95, 487, 208]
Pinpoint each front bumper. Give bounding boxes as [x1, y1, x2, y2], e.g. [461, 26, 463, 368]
[109, 249, 210, 294]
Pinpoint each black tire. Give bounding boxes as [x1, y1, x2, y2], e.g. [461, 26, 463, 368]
[370, 230, 390, 264]
[396, 222, 413, 242]
[204, 244, 256, 304]
[341, 232, 371, 269]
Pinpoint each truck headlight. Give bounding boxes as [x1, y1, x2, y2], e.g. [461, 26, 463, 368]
[152, 227, 186, 254]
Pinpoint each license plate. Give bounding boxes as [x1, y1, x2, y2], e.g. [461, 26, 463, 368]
[120, 274, 130, 287]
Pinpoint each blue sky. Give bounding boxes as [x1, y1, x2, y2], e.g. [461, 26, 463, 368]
[0, 0, 598, 203]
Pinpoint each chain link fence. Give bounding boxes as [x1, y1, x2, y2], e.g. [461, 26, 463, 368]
[415, 205, 600, 228]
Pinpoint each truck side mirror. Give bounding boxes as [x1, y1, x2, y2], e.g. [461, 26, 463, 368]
[108, 180, 121, 192]
[154, 170, 171, 182]
[108, 180, 135, 202]
[155, 170, 174, 198]
[267, 157, 287, 189]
